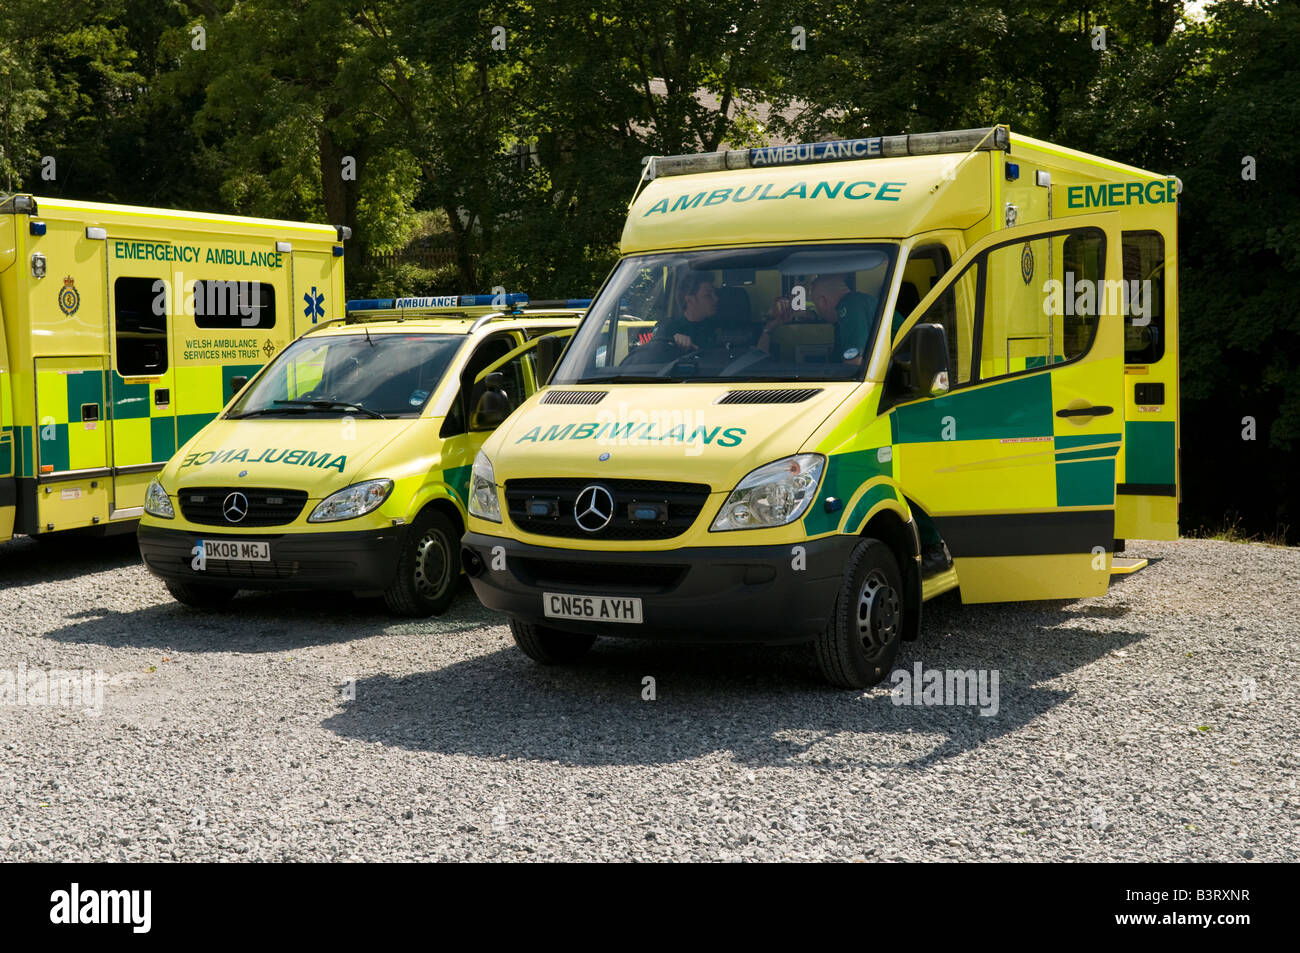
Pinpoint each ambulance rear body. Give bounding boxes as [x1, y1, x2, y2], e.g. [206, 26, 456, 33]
[0, 194, 345, 546]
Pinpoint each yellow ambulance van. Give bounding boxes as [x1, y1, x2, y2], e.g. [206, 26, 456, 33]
[461, 125, 1181, 687]
[137, 295, 586, 615]
[0, 193, 345, 546]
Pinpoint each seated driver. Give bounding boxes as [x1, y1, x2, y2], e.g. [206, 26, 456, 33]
[757, 275, 875, 366]
[652, 274, 724, 351]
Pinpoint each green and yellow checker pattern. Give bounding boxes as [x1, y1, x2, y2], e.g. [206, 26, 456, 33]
[174, 363, 264, 448]
[0, 370, 14, 479]
[35, 358, 108, 473]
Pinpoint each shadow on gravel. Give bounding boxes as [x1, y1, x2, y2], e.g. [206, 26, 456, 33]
[322, 596, 1149, 769]
[40, 582, 497, 653]
[0, 533, 142, 586]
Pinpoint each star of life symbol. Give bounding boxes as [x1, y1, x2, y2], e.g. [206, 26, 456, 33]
[303, 286, 325, 323]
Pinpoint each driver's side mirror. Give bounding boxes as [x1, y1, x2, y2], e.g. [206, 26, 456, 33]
[229, 375, 248, 397]
[470, 372, 511, 431]
[909, 323, 950, 398]
[885, 323, 950, 405]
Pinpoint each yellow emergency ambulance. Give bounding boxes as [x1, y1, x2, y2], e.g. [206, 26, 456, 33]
[0, 193, 345, 546]
[136, 295, 586, 615]
[461, 125, 1180, 687]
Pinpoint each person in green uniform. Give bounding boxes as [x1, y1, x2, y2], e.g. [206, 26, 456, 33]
[810, 275, 874, 366]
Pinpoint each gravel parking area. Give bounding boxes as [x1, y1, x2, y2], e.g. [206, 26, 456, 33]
[0, 535, 1296, 862]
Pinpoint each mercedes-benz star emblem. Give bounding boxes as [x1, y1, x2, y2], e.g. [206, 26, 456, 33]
[222, 491, 250, 523]
[573, 484, 614, 533]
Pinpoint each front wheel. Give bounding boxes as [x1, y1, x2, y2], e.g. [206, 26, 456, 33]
[383, 509, 458, 617]
[815, 538, 904, 688]
[165, 581, 238, 609]
[509, 618, 596, 664]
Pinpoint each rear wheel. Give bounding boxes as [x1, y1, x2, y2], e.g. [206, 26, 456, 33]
[815, 538, 905, 688]
[165, 581, 238, 609]
[509, 618, 596, 664]
[384, 509, 458, 617]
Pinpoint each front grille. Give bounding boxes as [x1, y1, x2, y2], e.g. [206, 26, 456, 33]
[504, 477, 711, 540]
[542, 390, 607, 405]
[512, 558, 686, 593]
[715, 387, 822, 404]
[179, 487, 309, 527]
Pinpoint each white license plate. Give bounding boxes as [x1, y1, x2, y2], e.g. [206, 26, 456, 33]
[202, 539, 270, 562]
[543, 592, 643, 624]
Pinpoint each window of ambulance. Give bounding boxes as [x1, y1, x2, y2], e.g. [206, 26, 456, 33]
[553, 244, 898, 384]
[225, 332, 463, 420]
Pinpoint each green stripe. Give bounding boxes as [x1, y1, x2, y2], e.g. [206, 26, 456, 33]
[893, 374, 1052, 443]
[177, 412, 216, 447]
[38, 423, 70, 472]
[1055, 458, 1115, 507]
[66, 369, 105, 424]
[1055, 432, 1120, 450]
[1124, 420, 1175, 484]
[804, 448, 891, 536]
[445, 464, 472, 508]
[110, 372, 150, 420]
[844, 482, 897, 532]
[1055, 445, 1119, 463]
[151, 416, 177, 463]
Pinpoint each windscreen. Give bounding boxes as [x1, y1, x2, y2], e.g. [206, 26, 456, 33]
[552, 243, 898, 384]
[227, 332, 462, 419]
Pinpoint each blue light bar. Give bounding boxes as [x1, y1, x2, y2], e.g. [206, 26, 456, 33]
[346, 293, 530, 313]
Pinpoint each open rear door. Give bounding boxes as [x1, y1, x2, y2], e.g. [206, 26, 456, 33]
[888, 212, 1125, 602]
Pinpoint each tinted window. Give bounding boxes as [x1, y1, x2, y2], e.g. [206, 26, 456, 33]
[192, 280, 276, 329]
[114, 277, 169, 376]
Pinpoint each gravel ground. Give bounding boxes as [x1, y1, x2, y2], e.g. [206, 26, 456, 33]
[0, 534, 1296, 862]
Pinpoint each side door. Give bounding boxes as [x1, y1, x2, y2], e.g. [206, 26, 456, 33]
[886, 212, 1124, 603]
[106, 239, 177, 513]
[1116, 225, 1179, 539]
[436, 329, 572, 508]
[291, 247, 339, 338]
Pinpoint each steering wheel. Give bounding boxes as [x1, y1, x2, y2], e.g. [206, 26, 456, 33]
[719, 347, 773, 377]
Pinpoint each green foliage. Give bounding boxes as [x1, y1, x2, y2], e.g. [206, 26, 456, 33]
[1, 0, 1296, 537]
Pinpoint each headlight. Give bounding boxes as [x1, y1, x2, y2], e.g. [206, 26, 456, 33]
[710, 454, 825, 531]
[468, 450, 501, 522]
[143, 478, 174, 519]
[307, 479, 393, 523]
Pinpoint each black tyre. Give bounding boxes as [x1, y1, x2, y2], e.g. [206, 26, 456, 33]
[815, 538, 905, 688]
[165, 581, 238, 609]
[383, 509, 458, 617]
[509, 617, 596, 664]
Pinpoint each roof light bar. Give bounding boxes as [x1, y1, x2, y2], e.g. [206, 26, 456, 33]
[346, 293, 530, 314]
[647, 126, 1010, 179]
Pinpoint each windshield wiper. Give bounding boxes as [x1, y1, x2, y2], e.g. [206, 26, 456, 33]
[225, 407, 311, 419]
[271, 399, 387, 419]
[573, 375, 686, 384]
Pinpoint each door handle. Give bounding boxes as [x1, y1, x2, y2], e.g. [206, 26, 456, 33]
[1056, 405, 1113, 418]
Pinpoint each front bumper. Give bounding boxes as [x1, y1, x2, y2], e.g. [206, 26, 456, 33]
[461, 531, 856, 643]
[138, 524, 405, 592]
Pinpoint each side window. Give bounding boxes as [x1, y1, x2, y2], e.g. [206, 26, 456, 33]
[115, 277, 169, 376]
[977, 226, 1104, 382]
[903, 244, 973, 385]
[192, 280, 276, 329]
[1121, 231, 1165, 364]
[441, 334, 515, 437]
